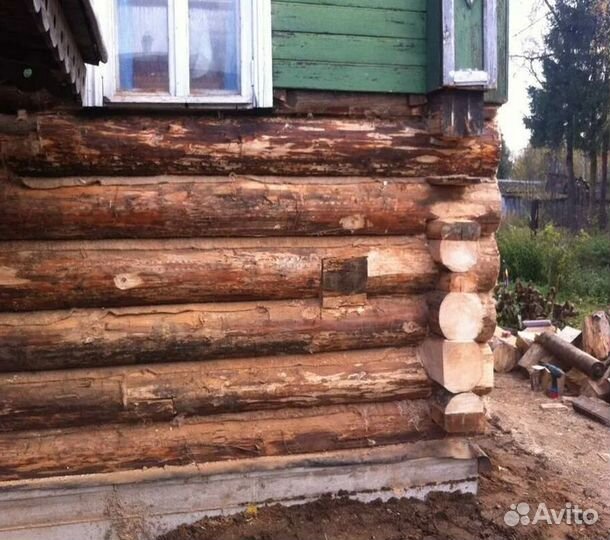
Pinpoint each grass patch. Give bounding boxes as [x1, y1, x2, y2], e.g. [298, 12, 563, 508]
[496, 224, 610, 326]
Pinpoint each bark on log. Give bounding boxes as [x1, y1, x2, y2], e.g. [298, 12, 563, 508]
[535, 332, 605, 379]
[0, 296, 428, 372]
[0, 400, 436, 481]
[0, 176, 502, 240]
[437, 236, 500, 293]
[0, 237, 437, 311]
[0, 113, 500, 177]
[0, 347, 431, 432]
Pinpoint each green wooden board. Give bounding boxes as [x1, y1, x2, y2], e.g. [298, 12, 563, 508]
[273, 61, 426, 94]
[272, 2, 426, 39]
[273, 32, 426, 67]
[454, 0, 484, 71]
[485, 0, 509, 104]
[283, 0, 426, 12]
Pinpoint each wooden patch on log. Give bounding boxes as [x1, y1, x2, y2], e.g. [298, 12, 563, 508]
[0, 347, 431, 431]
[0, 400, 436, 481]
[0, 296, 428, 372]
[426, 220, 481, 241]
[0, 176, 502, 240]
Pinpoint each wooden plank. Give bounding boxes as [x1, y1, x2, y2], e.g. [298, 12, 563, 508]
[0, 400, 435, 481]
[273, 61, 426, 94]
[272, 3, 426, 39]
[274, 0, 427, 12]
[0, 177, 503, 240]
[0, 237, 437, 311]
[273, 32, 426, 66]
[454, 0, 484, 71]
[572, 396, 610, 426]
[0, 347, 431, 431]
[0, 295, 429, 372]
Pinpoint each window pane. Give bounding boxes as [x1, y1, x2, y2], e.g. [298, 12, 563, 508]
[189, 0, 240, 94]
[117, 0, 169, 93]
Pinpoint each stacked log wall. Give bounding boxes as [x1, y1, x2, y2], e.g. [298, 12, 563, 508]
[0, 103, 501, 479]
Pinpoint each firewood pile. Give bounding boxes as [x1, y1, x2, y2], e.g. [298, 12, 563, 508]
[490, 310, 610, 426]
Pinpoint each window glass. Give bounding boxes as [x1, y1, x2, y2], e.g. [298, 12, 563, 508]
[117, 0, 169, 93]
[189, 0, 240, 94]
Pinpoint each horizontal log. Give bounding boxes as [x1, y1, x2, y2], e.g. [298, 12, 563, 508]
[535, 332, 606, 379]
[0, 347, 431, 431]
[0, 237, 437, 311]
[0, 296, 428, 372]
[0, 400, 436, 481]
[0, 113, 499, 177]
[0, 176, 502, 240]
[437, 236, 500, 293]
[428, 239, 479, 273]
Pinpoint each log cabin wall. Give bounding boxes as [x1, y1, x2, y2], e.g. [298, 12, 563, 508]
[0, 92, 502, 481]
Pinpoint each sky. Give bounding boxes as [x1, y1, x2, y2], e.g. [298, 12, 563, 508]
[498, 1, 549, 156]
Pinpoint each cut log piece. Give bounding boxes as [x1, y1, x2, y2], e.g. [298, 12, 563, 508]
[430, 390, 486, 434]
[474, 344, 494, 395]
[580, 365, 610, 401]
[535, 333, 605, 379]
[427, 292, 484, 341]
[0, 176, 502, 240]
[0, 113, 500, 177]
[582, 311, 610, 361]
[0, 347, 431, 432]
[518, 343, 554, 375]
[0, 295, 428, 372]
[428, 239, 479, 272]
[419, 338, 483, 393]
[426, 220, 481, 241]
[0, 237, 437, 312]
[0, 400, 436, 481]
[437, 236, 500, 293]
[491, 335, 520, 373]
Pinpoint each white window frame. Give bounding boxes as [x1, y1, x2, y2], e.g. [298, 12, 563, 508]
[85, 0, 272, 108]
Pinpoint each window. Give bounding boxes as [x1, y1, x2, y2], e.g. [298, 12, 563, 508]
[85, 0, 272, 107]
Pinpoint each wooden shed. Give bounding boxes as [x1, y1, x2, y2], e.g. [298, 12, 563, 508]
[0, 1, 507, 538]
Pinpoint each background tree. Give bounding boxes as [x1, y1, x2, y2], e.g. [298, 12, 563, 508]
[498, 135, 514, 178]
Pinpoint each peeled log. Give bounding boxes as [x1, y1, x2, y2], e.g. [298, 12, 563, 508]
[430, 390, 486, 434]
[0, 347, 431, 432]
[535, 332, 605, 379]
[428, 292, 484, 341]
[428, 291, 495, 343]
[0, 176, 502, 240]
[428, 239, 479, 273]
[0, 296, 428, 372]
[582, 311, 610, 361]
[437, 236, 500, 293]
[0, 400, 435, 481]
[0, 237, 437, 311]
[419, 338, 483, 393]
[0, 113, 500, 177]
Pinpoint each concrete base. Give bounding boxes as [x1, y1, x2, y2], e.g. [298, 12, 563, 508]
[0, 439, 487, 540]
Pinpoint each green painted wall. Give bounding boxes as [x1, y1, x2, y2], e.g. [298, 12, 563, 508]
[271, 0, 508, 102]
[271, 0, 428, 93]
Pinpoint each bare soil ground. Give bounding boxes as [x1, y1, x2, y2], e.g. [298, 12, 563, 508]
[160, 373, 610, 540]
